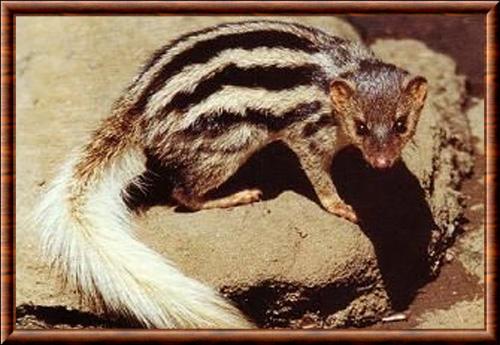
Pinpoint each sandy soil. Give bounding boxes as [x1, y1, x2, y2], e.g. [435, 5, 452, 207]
[14, 16, 484, 330]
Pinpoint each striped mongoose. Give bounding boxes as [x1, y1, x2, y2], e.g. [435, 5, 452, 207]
[36, 20, 428, 328]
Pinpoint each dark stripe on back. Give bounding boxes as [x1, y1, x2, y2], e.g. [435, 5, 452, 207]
[184, 101, 322, 138]
[130, 29, 320, 115]
[302, 114, 338, 137]
[159, 63, 326, 117]
[131, 25, 217, 87]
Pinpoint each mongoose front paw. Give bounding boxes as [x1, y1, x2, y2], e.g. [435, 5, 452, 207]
[325, 202, 358, 224]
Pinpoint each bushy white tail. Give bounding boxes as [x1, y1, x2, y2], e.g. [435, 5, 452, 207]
[35, 142, 252, 328]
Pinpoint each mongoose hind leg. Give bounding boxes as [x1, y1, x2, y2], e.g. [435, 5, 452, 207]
[169, 139, 267, 211]
[173, 188, 262, 211]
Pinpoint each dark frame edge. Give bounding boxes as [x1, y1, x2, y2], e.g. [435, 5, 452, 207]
[485, 1, 498, 342]
[1, 1, 498, 343]
[4, 329, 499, 343]
[1, 1, 14, 344]
[1, 0, 498, 14]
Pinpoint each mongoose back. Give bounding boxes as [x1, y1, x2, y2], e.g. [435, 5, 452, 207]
[36, 20, 428, 328]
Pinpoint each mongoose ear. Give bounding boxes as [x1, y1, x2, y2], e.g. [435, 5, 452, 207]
[330, 79, 355, 109]
[404, 76, 428, 106]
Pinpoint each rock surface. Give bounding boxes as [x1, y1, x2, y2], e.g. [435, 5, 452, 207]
[465, 97, 485, 154]
[416, 298, 484, 329]
[16, 17, 473, 328]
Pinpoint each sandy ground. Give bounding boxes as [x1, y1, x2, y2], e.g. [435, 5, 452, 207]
[14, 16, 484, 330]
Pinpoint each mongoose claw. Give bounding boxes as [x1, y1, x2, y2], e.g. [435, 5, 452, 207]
[326, 202, 359, 224]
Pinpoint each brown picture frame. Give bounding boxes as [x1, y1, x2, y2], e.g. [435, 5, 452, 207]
[1, 0, 497, 342]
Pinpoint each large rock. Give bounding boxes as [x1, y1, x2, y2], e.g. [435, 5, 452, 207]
[16, 17, 472, 328]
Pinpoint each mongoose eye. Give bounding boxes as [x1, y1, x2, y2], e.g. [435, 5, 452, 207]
[355, 121, 369, 136]
[394, 117, 407, 134]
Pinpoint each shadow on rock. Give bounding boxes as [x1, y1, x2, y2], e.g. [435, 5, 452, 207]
[16, 304, 121, 328]
[331, 146, 437, 311]
[124, 143, 437, 312]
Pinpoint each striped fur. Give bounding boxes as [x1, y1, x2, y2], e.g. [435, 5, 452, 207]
[36, 20, 427, 328]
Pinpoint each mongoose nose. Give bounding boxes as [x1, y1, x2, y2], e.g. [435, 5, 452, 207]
[374, 157, 390, 169]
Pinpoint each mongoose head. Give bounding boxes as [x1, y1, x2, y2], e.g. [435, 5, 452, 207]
[330, 60, 428, 169]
